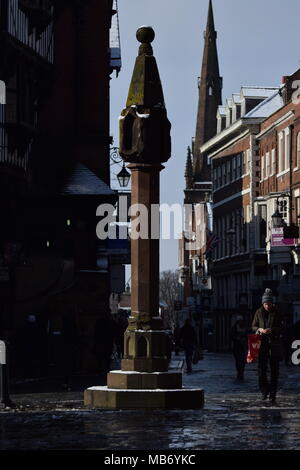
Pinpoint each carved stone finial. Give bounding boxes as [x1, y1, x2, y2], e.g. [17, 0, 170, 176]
[119, 26, 171, 164]
[136, 26, 155, 56]
[136, 26, 155, 44]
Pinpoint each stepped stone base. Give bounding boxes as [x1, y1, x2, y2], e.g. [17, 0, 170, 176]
[107, 370, 182, 389]
[121, 357, 168, 373]
[84, 386, 204, 410]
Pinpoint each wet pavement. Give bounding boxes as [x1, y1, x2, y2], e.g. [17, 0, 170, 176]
[1, 352, 300, 450]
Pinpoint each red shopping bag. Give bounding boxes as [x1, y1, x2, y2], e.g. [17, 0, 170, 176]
[247, 334, 262, 363]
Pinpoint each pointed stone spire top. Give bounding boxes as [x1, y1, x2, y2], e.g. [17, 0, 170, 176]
[206, 0, 216, 34]
[185, 147, 193, 178]
[185, 146, 193, 189]
[192, 0, 222, 184]
[119, 27, 171, 164]
[125, 26, 165, 109]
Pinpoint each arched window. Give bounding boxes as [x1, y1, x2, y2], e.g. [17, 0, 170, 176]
[208, 86, 213, 96]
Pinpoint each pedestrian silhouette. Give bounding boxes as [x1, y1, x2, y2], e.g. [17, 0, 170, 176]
[230, 315, 248, 381]
[179, 318, 197, 374]
[251, 288, 284, 404]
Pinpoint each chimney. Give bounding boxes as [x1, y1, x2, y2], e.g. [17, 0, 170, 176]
[281, 76, 289, 85]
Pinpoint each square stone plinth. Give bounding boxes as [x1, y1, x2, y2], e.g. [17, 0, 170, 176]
[84, 386, 204, 410]
[107, 370, 182, 390]
[121, 357, 168, 373]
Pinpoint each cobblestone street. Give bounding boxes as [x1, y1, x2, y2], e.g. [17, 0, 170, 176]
[1, 352, 300, 451]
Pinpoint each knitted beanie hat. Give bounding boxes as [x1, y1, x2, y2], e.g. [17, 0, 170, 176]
[262, 288, 273, 304]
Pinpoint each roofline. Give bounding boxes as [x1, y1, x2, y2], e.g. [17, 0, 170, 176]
[200, 116, 263, 155]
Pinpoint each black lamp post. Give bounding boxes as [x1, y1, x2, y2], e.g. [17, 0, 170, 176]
[110, 147, 131, 188]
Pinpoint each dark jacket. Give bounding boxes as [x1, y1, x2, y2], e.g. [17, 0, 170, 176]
[251, 306, 284, 339]
[179, 324, 197, 349]
[251, 306, 284, 358]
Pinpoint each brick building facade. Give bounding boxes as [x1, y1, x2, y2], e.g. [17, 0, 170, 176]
[180, 0, 300, 351]
[0, 0, 123, 374]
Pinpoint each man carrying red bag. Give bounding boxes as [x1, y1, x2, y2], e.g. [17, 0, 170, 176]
[251, 288, 284, 404]
[247, 333, 262, 364]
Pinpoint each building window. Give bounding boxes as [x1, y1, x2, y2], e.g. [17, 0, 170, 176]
[208, 86, 213, 96]
[226, 214, 230, 256]
[261, 155, 265, 180]
[226, 160, 231, 183]
[232, 156, 237, 180]
[266, 152, 270, 178]
[278, 131, 284, 173]
[297, 133, 300, 168]
[296, 197, 300, 227]
[271, 148, 276, 175]
[237, 153, 242, 178]
[222, 163, 226, 186]
[285, 127, 290, 170]
[217, 166, 222, 188]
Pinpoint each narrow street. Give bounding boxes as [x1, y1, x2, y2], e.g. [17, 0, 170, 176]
[1, 353, 300, 450]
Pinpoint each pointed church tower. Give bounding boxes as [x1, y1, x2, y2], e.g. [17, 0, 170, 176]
[185, 146, 193, 189]
[192, 0, 222, 184]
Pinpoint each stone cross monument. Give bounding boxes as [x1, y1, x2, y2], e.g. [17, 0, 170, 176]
[84, 27, 204, 409]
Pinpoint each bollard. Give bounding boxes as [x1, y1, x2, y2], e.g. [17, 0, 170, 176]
[0, 340, 13, 408]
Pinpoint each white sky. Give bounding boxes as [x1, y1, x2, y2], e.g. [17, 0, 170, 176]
[110, 0, 300, 273]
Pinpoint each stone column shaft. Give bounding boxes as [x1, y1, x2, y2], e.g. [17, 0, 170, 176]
[128, 163, 163, 330]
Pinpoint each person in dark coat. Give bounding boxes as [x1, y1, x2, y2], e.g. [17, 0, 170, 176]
[230, 315, 248, 381]
[179, 318, 197, 374]
[251, 289, 284, 404]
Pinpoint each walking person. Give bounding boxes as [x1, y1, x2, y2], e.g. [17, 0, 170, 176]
[251, 288, 284, 404]
[230, 315, 248, 381]
[179, 318, 197, 374]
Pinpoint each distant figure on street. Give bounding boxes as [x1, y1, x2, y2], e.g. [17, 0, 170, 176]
[93, 309, 116, 374]
[251, 289, 284, 404]
[230, 315, 248, 381]
[179, 318, 197, 374]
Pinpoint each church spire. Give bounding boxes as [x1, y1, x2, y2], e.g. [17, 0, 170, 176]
[193, 0, 222, 182]
[185, 146, 193, 189]
[206, 0, 215, 32]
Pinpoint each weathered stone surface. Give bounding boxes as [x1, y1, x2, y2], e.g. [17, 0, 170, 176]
[122, 329, 168, 372]
[119, 26, 171, 164]
[121, 357, 168, 373]
[107, 371, 182, 390]
[84, 386, 204, 410]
